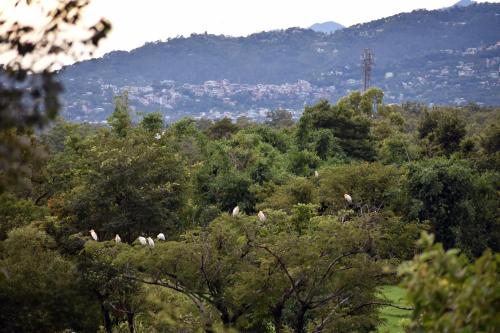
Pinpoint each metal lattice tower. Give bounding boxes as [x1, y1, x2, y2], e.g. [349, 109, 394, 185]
[361, 48, 374, 92]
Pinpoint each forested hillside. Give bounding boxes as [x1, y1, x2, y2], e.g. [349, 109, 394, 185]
[1, 1, 499, 332]
[58, 3, 500, 122]
[2, 88, 499, 332]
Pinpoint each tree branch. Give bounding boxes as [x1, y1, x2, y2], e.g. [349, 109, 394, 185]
[249, 242, 303, 301]
[347, 302, 414, 315]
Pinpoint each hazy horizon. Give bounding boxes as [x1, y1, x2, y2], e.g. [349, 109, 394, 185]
[83, 0, 500, 57]
[1, 0, 499, 66]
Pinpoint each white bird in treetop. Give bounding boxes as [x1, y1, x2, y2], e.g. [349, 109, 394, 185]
[314, 170, 319, 177]
[344, 193, 353, 203]
[115, 234, 121, 243]
[89, 229, 98, 241]
[138, 236, 147, 246]
[147, 237, 155, 248]
[157, 233, 166, 241]
[232, 206, 240, 217]
[258, 211, 267, 222]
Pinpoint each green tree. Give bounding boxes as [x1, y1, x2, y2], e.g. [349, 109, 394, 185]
[265, 109, 294, 128]
[140, 112, 164, 133]
[126, 211, 392, 333]
[258, 177, 319, 213]
[51, 131, 188, 242]
[206, 117, 239, 140]
[79, 241, 145, 333]
[108, 92, 133, 138]
[406, 158, 499, 256]
[0, 0, 110, 192]
[399, 232, 500, 332]
[288, 150, 321, 176]
[318, 162, 402, 214]
[418, 108, 466, 156]
[0, 192, 47, 240]
[0, 226, 100, 332]
[297, 92, 377, 160]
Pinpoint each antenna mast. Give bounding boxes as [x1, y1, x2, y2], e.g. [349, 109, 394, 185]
[361, 48, 374, 91]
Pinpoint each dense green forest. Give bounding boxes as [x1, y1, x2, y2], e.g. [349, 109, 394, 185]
[1, 1, 499, 332]
[1, 86, 499, 332]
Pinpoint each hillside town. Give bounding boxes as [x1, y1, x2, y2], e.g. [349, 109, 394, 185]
[61, 42, 500, 123]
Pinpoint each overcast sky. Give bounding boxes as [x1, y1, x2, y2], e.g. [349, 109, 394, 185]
[82, 0, 499, 56]
[2, 0, 499, 58]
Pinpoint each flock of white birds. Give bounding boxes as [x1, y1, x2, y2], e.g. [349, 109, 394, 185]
[88, 193, 353, 245]
[88, 229, 165, 248]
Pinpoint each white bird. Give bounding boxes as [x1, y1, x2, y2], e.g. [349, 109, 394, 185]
[115, 234, 121, 243]
[157, 233, 166, 241]
[344, 193, 353, 204]
[314, 170, 319, 177]
[232, 206, 240, 217]
[257, 210, 267, 222]
[147, 237, 155, 248]
[138, 236, 147, 246]
[154, 133, 161, 140]
[90, 229, 98, 241]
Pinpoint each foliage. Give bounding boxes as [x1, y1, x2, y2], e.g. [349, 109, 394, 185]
[52, 130, 189, 242]
[265, 109, 295, 128]
[206, 117, 239, 139]
[418, 108, 466, 156]
[108, 92, 133, 137]
[399, 232, 500, 333]
[318, 162, 402, 214]
[297, 90, 380, 160]
[123, 211, 390, 333]
[79, 241, 145, 333]
[0, 226, 100, 332]
[405, 158, 499, 256]
[0, 192, 47, 240]
[140, 111, 164, 133]
[0, 0, 110, 192]
[1, 84, 499, 332]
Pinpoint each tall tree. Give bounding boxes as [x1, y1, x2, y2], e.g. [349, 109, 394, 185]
[0, 0, 110, 191]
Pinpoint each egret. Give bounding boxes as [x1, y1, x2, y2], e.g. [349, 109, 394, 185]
[157, 233, 166, 241]
[344, 193, 352, 204]
[147, 237, 155, 248]
[258, 210, 267, 222]
[138, 236, 147, 246]
[115, 234, 121, 243]
[232, 206, 240, 217]
[314, 170, 319, 177]
[154, 133, 161, 140]
[89, 229, 98, 241]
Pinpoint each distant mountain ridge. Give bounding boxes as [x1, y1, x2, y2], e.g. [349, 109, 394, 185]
[309, 21, 344, 33]
[453, 0, 475, 7]
[59, 3, 500, 122]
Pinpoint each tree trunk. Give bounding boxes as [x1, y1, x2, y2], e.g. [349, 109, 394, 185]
[294, 305, 308, 333]
[127, 312, 135, 333]
[101, 304, 112, 333]
[272, 303, 285, 333]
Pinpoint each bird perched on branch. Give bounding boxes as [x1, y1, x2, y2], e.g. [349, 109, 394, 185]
[89, 229, 98, 241]
[147, 237, 155, 248]
[344, 193, 352, 204]
[232, 206, 240, 217]
[138, 236, 147, 246]
[258, 211, 266, 222]
[115, 234, 121, 243]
